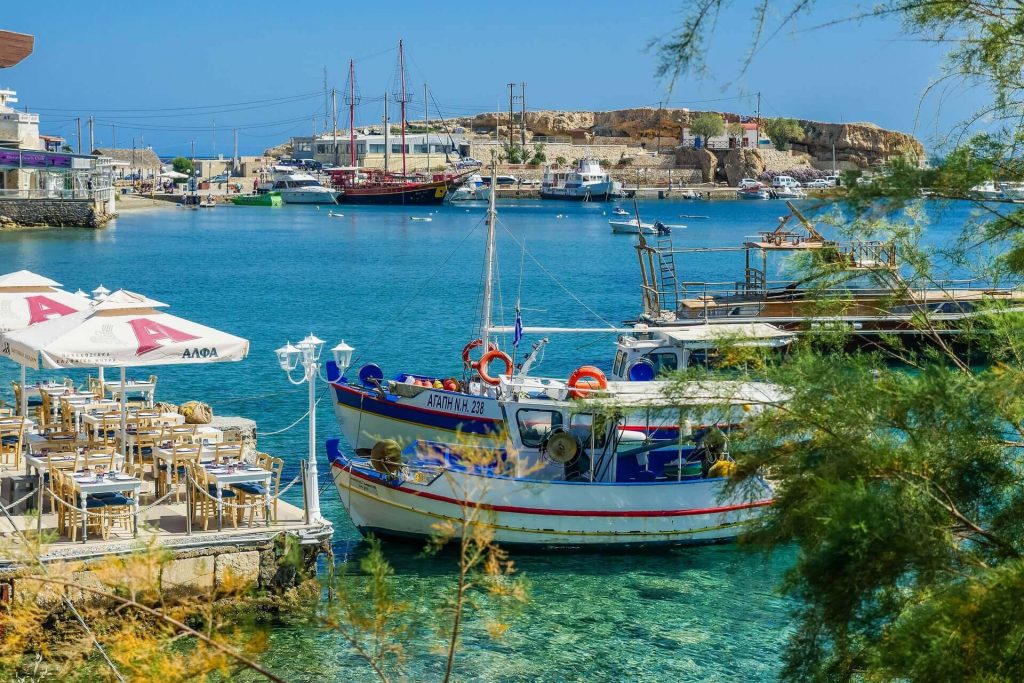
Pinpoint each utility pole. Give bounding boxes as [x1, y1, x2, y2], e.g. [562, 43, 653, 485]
[657, 101, 664, 155]
[233, 129, 238, 173]
[507, 82, 515, 150]
[323, 67, 330, 135]
[112, 124, 116, 150]
[520, 82, 526, 149]
[87, 116, 94, 153]
[756, 91, 762, 144]
[332, 88, 339, 166]
[76, 117, 81, 154]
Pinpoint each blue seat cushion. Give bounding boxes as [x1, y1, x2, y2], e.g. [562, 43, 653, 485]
[27, 398, 43, 407]
[231, 483, 267, 496]
[1, 435, 20, 445]
[83, 494, 133, 508]
[208, 485, 236, 498]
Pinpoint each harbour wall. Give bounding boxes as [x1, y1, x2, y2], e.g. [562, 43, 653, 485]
[0, 198, 114, 229]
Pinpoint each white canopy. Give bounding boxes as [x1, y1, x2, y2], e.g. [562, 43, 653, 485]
[0, 272, 91, 334]
[2, 289, 249, 370]
[0, 270, 93, 414]
[159, 170, 189, 179]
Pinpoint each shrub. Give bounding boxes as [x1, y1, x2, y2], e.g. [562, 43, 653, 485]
[764, 117, 804, 151]
[690, 112, 725, 144]
[555, 156, 567, 166]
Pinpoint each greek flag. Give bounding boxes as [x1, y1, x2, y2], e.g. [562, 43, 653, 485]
[513, 300, 523, 348]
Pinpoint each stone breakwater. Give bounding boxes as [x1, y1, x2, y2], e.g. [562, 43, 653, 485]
[0, 198, 113, 229]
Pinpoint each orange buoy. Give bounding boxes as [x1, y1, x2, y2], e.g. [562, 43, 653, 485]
[567, 365, 608, 399]
[461, 338, 497, 367]
[477, 349, 513, 385]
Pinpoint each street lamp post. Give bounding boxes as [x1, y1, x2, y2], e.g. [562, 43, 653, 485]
[276, 334, 354, 525]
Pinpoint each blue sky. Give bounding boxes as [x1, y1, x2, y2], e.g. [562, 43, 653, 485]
[2, 1, 984, 156]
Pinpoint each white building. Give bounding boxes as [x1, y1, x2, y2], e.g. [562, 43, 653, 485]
[681, 122, 770, 150]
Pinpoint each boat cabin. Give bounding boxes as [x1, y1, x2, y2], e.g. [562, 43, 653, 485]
[610, 323, 795, 381]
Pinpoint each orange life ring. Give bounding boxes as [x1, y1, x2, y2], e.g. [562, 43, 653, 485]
[477, 350, 513, 385]
[567, 365, 608, 399]
[462, 338, 497, 367]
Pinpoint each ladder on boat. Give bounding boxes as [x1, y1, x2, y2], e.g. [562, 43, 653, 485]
[655, 236, 680, 308]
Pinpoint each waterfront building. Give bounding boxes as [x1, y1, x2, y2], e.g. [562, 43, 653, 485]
[91, 147, 163, 181]
[680, 121, 770, 149]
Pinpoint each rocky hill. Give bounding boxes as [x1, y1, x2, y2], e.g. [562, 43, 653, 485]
[456, 108, 923, 169]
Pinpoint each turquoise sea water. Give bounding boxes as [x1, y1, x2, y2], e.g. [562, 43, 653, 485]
[0, 197, 981, 681]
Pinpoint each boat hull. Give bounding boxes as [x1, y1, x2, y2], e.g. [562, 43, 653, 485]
[230, 193, 282, 206]
[336, 181, 449, 205]
[328, 440, 772, 549]
[541, 180, 622, 201]
[279, 189, 340, 204]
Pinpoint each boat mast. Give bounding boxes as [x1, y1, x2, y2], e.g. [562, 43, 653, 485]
[348, 59, 357, 167]
[479, 160, 498, 345]
[398, 39, 407, 178]
[383, 92, 389, 173]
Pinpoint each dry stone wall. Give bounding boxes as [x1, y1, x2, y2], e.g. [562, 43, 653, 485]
[0, 199, 111, 228]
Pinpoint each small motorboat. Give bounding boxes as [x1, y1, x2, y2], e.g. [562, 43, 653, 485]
[612, 207, 630, 216]
[610, 219, 678, 235]
[772, 187, 807, 200]
[737, 187, 770, 200]
[327, 211, 345, 218]
[411, 216, 433, 222]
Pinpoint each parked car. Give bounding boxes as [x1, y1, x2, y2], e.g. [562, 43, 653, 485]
[806, 179, 830, 189]
[209, 173, 229, 183]
[823, 174, 841, 187]
[738, 178, 762, 189]
[772, 175, 801, 188]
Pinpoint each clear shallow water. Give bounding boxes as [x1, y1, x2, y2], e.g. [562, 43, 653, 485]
[0, 197, 979, 681]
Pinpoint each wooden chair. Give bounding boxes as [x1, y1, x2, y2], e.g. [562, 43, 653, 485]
[91, 412, 122, 448]
[0, 417, 27, 469]
[132, 427, 162, 479]
[81, 447, 117, 473]
[58, 397, 78, 434]
[55, 469, 110, 542]
[190, 462, 237, 531]
[38, 391, 53, 430]
[161, 444, 201, 502]
[11, 381, 43, 420]
[211, 443, 242, 464]
[232, 454, 284, 526]
[87, 376, 105, 400]
[158, 424, 195, 448]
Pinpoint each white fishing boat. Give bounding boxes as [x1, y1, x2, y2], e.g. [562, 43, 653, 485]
[541, 157, 622, 201]
[612, 207, 630, 216]
[326, 169, 780, 549]
[971, 181, 1005, 200]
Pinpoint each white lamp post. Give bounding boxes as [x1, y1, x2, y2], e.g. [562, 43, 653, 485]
[276, 335, 354, 525]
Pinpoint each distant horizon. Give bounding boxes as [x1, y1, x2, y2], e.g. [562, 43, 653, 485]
[2, 2, 989, 157]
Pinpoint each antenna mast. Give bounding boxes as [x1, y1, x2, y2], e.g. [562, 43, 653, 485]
[397, 40, 409, 177]
[344, 59, 360, 167]
[480, 158, 498, 345]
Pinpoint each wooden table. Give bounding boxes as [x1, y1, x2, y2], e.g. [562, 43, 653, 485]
[103, 380, 156, 406]
[69, 472, 141, 542]
[152, 447, 268, 531]
[203, 464, 271, 531]
[80, 411, 183, 440]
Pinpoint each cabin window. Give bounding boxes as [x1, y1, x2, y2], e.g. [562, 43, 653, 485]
[369, 144, 385, 153]
[612, 350, 627, 378]
[644, 351, 679, 375]
[516, 409, 563, 448]
[570, 413, 608, 450]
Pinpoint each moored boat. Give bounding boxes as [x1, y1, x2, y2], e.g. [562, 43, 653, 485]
[230, 193, 283, 207]
[326, 168, 780, 548]
[541, 157, 623, 201]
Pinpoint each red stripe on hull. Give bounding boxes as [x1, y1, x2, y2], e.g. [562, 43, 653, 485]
[335, 461, 773, 518]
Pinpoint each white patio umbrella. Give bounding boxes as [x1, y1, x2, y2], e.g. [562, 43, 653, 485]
[159, 170, 189, 180]
[1, 289, 250, 461]
[0, 270, 91, 415]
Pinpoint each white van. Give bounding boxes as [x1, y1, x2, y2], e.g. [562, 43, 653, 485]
[772, 175, 801, 188]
